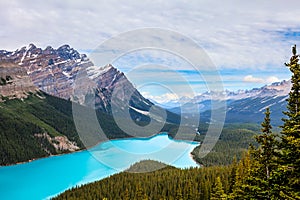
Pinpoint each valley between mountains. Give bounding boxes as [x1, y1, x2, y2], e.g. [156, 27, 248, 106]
[0, 44, 290, 166]
[0, 44, 180, 165]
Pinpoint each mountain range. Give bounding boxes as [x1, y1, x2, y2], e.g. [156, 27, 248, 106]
[1, 43, 292, 127]
[1, 44, 290, 124]
[167, 79, 290, 125]
[0, 44, 153, 113]
[3, 45, 183, 124]
[0, 44, 292, 165]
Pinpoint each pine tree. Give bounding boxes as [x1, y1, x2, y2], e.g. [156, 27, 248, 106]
[211, 176, 227, 200]
[244, 108, 279, 199]
[186, 179, 194, 200]
[204, 180, 211, 199]
[279, 44, 300, 199]
[124, 188, 130, 200]
[228, 156, 237, 193]
[256, 109, 277, 171]
[135, 182, 144, 200]
[175, 185, 183, 200]
[229, 151, 251, 199]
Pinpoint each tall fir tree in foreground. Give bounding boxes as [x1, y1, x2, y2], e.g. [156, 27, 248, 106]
[255, 107, 277, 181]
[228, 45, 300, 200]
[228, 108, 278, 199]
[247, 108, 279, 199]
[279, 44, 300, 199]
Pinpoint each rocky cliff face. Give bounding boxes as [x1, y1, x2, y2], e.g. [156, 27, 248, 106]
[0, 63, 37, 100]
[0, 44, 153, 113]
[0, 44, 92, 99]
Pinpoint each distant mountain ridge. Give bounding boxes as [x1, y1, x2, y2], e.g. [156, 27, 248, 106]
[163, 79, 290, 108]
[166, 79, 291, 126]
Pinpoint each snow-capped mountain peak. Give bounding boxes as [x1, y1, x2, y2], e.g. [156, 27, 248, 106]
[0, 44, 154, 115]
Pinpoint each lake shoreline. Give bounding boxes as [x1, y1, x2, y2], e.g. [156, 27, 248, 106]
[0, 133, 200, 200]
[1, 132, 201, 167]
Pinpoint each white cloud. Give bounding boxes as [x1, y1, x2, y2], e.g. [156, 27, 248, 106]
[243, 75, 264, 83]
[0, 0, 299, 70]
[0, 0, 298, 94]
[266, 76, 280, 83]
[141, 91, 182, 104]
[243, 75, 280, 84]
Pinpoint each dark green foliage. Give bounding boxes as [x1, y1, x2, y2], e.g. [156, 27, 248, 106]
[126, 159, 170, 173]
[26, 94, 83, 147]
[5, 75, 12, 81]
[53, 160, 233, 200]
[0, 92, 135, 165]
[48, 58, 54, 65]
[248, 108, 279, 199]
[191, 124, 258, 166]
[0, 93, 79, 165]
[228, 151, 252, 199]
[278, 44, 300, 198]
[0, 75, 14, 85]
[228, 156, 237, 193]
[231, 108, 280, 199]
[0, 110, 49, 165]
[167, 123, 259, 166]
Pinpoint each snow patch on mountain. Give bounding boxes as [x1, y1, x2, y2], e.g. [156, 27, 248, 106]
[129, 106, 149, 116]
[87, 64, 114, 79]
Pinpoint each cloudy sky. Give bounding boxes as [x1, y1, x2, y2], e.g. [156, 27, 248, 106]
[1, 0, 300, 102]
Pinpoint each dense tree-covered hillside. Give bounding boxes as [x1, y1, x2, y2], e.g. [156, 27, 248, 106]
[53, 160, 233, 200]
[0, 92, 80, 165]
[191, 124, 259, 166]
[0, 92, 132, 165]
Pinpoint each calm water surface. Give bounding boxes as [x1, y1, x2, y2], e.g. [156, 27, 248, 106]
[0, 133, 199, 200]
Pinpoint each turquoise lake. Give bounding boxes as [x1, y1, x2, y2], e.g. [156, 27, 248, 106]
[0, 133, 199, 200]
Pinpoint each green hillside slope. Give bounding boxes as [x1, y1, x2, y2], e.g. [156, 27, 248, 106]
[0, 92, 131, 166]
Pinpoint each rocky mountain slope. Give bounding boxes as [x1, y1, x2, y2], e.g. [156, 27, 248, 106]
[0, 44, 153, 114]
[0, 63, 37, 100]
[0, 92, 81, 165]
[1, 44, 88, 99]
[223, 80, 290, 125]
[0, 44, 181, 127]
